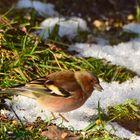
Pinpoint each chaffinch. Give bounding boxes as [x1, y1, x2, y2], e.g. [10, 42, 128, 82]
[1, 70, 103, 113]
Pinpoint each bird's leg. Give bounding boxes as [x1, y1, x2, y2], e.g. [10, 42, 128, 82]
[59, 113, 69, 122]
[51, 112, 69, 122]
[51, 112, 58, 120]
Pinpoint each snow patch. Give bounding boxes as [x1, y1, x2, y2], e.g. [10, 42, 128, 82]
[69, 39, 140, 75]
[16, 0, 58, 17]
[37, 17, 88, 39]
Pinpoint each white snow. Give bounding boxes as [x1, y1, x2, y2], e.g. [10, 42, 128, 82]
[123, 22, 140, 34]
[106, 123, 140, 139]
[38, 17, 88, 39]
[16, 0, 58, 17]
[69, 39, 140, 75]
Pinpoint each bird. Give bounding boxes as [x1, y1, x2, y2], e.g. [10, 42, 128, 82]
[0, 70, 103, 113]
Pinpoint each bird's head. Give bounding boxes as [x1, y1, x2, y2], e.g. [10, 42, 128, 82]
[75, 71, 103, 94]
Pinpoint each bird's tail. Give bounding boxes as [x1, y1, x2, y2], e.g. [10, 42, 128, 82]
[0, 87, 36, 99]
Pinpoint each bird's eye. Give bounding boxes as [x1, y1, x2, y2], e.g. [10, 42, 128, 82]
[90, 79, 93, 82]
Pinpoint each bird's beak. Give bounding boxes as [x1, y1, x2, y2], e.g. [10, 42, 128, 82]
[94, 83, 103, 91]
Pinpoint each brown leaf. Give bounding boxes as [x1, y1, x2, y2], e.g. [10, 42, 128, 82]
[41, 125, 79, 140]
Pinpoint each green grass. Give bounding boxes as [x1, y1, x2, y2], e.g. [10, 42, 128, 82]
[108, 99, 140, 121]
[82, 100, 140, 140]
[136, 4, 140, 22]
[0, 23, 136, 88]
[0, 115, 49, 140]
[76, 101, 122, 140]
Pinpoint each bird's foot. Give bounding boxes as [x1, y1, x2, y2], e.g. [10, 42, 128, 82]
[51, 112, 69, 122]
[59, 113, 69, 122]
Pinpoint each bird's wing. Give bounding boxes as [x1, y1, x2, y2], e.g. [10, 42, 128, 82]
[27, 78, 69, 96]
[24, 72, 79, 98]
[26, 71, 82, 97]
[45, 71, 81, 92]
